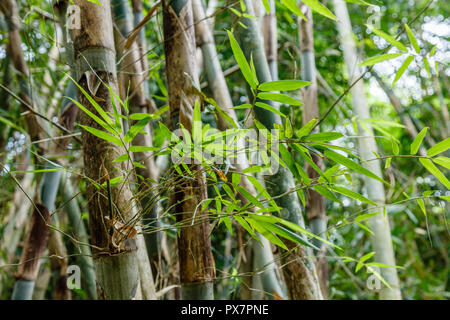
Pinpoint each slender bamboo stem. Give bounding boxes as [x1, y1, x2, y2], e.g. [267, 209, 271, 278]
[333, 0, 401, 300]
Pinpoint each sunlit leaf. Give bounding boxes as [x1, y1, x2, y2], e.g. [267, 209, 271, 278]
[419, 158, 450, 189]
[404, 23, 420, 54]
[410, 127, 428, 155]
[359, 53, 403, 67]
[258, 80, 311, 91]
[427, 137, 450, 157]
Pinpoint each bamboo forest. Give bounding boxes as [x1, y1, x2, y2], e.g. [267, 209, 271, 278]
[0, 0, 448, 302]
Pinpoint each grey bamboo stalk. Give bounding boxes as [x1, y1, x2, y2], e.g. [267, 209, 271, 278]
[297, 3, 328, 299]
[112, 0, 158, 299]
[236, 0, 323, 300]
[162, 0, 216, 299]
[72, 0, 140, 299]
[192, 0, 286, 299]
[263, 0, 278, 81]
[130, 0, 166, 278]
[333, 0, 401, 300]
[60, 175, 97, 299]
[54, 0, 98, 299]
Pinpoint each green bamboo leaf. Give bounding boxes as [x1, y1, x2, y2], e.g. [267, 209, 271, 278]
[247, 176, 280, 211]
[275, 217, 341, 249]
[366, 265, 391, 289]
[324, 149, 388, 185]
[231, 103, 252, 109]
[255, 102, 286, 118]
[302, 0, 338, 21]
[432, 156, 450, 169]
[234, 216, 258, 240]
[385, 157, 392, 169]
[280, 0, 306, 20]
[69, 75, 116, 128]
[356, 221, 374, 235]
[367, 25, 408, 52]
[262, 0, 270, 14]
[67, 97, 116, 136]
[355, 262, 364, 273]
[129, 146, 160, 152]
[429, 45, 437, 57]
[87, 0, 102, 5]
[14, 168, 62, 173]
[359, 53, 404, 67]
[258, 80, 311, 91]
[423, 56, 431, 77]
[417, 198, 426, 217]
[297, 118, 318, 138]
[133, 162, 146, 169]
[229, 7, 242, 17]
[305, 132, 343, 142]
[293, 144, 325, 178]
[427, 137, 450, 157]
[113, 153, 130, 163]
[79, 125, 123, 146]
[344, 0, 372, 5]
[285, 118, 293, 138]
[129, 113, 159, 120]
[419, 158, 450, 189]
[360, 251, 375, 263]
[248, 215, 319, 250]
[354, 211, 381, 222]
[237, 186, 265, 210]
[410, 127, 428, 155]
[124, 118, 151, 143]
[247, 218, 288, 250]
[331, 186, 377, 206]
[404, 23, 420, 54]
[366, 262, 404, 269]
[108, 176, 124, 187]
[393, 55, 414, 85]
[227, 31, 258, 89]
[257, 92, 303, 106]
[313, 185, 341, 204]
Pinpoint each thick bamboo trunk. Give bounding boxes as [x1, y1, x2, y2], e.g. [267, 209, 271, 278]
[192, 0, 285, 299]
[333, 0, 401, 300]
[72, 0, 140, 299]
[112, 0, 158, 300]
[298, 3, 328, 299]
[236, 0, 323, 300]
[162, 0, 215, 299]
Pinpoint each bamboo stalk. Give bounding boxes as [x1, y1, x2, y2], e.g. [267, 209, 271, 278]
[333, 0, 401, 300]
[112, 0, 157, 300]
[72, 0, 141, 299]
[236, 0, 323, 300]
[60, 176, 97, 299]
[162, 0, 215, 299]
[192, 0, 286, 299]
[297, 3, 329, 299]
[11, 204, 51, 300]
